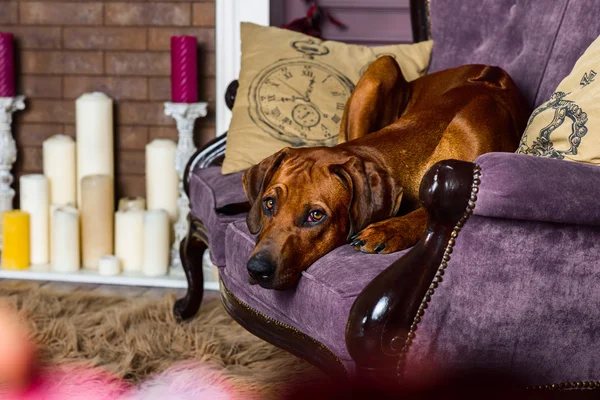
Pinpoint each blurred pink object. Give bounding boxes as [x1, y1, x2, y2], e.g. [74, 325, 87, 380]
[0, 33, 15, 97]
[0, 366, 131, 400]
[0, 362, 253, 400]
[170, 36, 198, 103]
[125, 361, 255, 400]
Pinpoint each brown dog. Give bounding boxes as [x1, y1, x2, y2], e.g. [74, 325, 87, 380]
[242, 56, 530, 290]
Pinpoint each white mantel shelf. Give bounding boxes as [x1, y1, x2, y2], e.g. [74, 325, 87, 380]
[0, 265, 219, 291]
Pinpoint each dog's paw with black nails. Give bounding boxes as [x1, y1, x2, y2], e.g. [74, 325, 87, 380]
[349, 220, 413, 254]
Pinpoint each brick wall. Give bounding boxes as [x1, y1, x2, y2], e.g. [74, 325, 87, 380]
[1, 0, 216, 205]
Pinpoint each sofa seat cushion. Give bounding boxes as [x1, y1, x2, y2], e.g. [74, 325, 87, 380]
[189, 166, 248, 266]
[220, 219, 411, 373]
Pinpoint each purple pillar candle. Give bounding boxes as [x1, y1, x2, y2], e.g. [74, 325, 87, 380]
[170, 36, 198, 103]
[0, 33, 15, 97]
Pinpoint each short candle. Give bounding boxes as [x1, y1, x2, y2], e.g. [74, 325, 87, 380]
[1, 211, 29, 270]
[142, 209, 170, 277]
[51, 206, 80, 273]
[115, 209, 144, 272]
[19, 175, 49, 265]
[98, 255, 121, 276]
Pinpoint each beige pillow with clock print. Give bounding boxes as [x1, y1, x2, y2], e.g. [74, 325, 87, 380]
[222, 22, 434, 174]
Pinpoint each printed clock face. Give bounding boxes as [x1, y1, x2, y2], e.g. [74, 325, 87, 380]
[249, 60, 355, 146]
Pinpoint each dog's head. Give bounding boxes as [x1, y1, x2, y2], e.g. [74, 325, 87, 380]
[242, 147, 403, 290]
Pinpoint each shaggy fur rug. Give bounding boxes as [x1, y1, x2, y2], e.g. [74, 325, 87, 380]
[0, 282, 327, 398]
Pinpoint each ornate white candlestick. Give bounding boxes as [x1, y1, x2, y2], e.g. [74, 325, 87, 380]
[0, 95, 25, 251]
[164, 102, 208, 273]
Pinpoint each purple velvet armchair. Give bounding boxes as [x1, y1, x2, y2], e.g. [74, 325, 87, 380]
[175, 0, 600, 389]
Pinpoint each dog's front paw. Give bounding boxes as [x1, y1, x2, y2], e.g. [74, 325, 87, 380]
[349, 219, 419, 254]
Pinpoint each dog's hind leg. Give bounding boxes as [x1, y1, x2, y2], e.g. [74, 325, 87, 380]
[350, 207, 428, 254]
[339, 56, 409, 143]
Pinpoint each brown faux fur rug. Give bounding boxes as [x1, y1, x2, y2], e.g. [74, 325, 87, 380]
[0, 282, 327, 397]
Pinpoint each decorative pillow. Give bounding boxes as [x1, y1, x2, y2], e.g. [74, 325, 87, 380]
[222, 23, 434, 174]
[516, 35, 600, 163]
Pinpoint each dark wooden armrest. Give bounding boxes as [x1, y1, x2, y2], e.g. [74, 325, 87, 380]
[345, 159, 481, 386]
[183, 80, 239, 196]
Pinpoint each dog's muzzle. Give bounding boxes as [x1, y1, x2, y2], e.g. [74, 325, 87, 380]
[247, 253, 276, 284]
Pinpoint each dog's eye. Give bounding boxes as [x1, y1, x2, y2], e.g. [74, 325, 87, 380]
[307, 210, 325, 223]
[263, 198, 274, 211]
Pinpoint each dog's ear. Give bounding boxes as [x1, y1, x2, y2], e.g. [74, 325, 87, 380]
[329, 157, 371, 239]
[329, 157, 403, 240]
[364, 160, 403, 222]
[242, 149, 289, 234]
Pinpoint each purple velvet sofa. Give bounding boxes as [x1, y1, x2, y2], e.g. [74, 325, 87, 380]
[175, 0, 600, 389]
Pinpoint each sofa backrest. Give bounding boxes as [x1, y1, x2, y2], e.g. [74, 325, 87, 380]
[427, 0, 600, 108]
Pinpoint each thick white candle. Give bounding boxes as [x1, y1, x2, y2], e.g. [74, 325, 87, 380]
[81, 174, 114, 269]
[76, 92, 114, 206]
[146, 139, 178, 222]
[142, 209, 170, 276]
[19, 175, 49, 265]
[49, 202, 75, 265]
[52, 206, 79, 273]
[98, 255, 120, 276]
[43, 134, 76, 206]
[115, 209, 144, 272]
[203, 249, 220, 283]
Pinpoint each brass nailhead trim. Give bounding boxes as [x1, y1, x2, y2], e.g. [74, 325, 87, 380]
[392, 163, 600, 390]
[527, 380, 600, 391]
[219, 279, 347, 374]
[396, 164, 481, 377]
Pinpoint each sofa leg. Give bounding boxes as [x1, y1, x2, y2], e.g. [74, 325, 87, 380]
[174, 214, 208, 321]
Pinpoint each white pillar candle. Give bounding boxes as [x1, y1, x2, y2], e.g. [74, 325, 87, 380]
[49, 202, 75, 265]
[142, 209, 170, 276]
[81, 174, 114, 269]
[118, 197, 146, 212]
[49, 204, 59, 265]
[19, 174, 49, 265]
[43, 134, 76, 206]
[98, 255, 120, 276]
[76, 92, 114, 206]
[52, 206, 79, 273]
[203, 248, 220, 283]
[146, 139, 178, 222]
[115, 209, 144, 272]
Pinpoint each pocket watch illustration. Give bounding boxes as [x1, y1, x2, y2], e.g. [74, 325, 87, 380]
[248, 40, 355, 146]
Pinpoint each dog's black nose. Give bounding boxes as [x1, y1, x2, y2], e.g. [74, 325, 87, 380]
[247, 255, 275, 282]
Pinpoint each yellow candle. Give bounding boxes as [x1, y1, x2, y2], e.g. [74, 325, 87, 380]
[1, 211, 30, 270]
